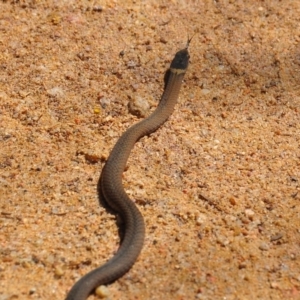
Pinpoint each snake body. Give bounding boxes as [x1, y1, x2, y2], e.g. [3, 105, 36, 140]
[66, 44, 190, 300]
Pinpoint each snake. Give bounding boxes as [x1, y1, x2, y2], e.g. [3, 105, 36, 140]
[66, 41, 191, 300]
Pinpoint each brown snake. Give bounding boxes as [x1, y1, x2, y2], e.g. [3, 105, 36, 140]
[66, 42, 190, 299]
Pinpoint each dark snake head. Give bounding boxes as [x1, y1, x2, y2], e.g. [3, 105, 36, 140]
[170, 48, 190, 70]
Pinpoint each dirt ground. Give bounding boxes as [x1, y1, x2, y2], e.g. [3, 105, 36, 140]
[0, 1, 299, 299]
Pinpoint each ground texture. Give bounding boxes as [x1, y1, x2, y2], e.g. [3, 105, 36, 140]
[0, 1, 299, 299]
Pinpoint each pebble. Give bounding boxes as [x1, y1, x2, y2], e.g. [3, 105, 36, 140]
[270, 233, 283, 242]
[201, 89, 210, 95]
[259, 242, 270, 251]
[245, 209, 255, 217]
[128, 95, 150, 118]
[47, 87, 64, 97]
[196, 213, 207, 225]
[54, 266, 64, 277]
[95, 285, 110, 298]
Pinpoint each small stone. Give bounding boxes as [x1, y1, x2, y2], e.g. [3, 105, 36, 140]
[217, 236, 230, 246]
[94, 106, 101, 114]
[160, 37, 167, 44]
[270, 281, 279, 289]
[229, 197, 237, 205]
[270, 233, 283, 242]
[95, 285, 110, 298]
[259, 242, 270, 251]
[245, 209, 255, 220]
[47, 12, 62, 25]
[54, 266, 64, 277]
[196, 213, 207, 225]
[100, 97, 111, 108]
[238, 262, 247, 269]
[85, 153, 101, 163]
[22, 260, 31, 268]
[47, 87, 64, 98]
[221, 112, 227, 119]
[92, 6, 103, 12]
[245, 209, 255, 217]
[128, 96, 150, 118]
[127, 60, 136, 68]
[201, 88, 210, 95]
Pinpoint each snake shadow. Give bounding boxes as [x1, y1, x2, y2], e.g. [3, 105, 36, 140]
[96, 172, 126, 243]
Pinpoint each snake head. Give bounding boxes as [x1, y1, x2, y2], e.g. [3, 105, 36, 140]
[170, 48, 190, 71]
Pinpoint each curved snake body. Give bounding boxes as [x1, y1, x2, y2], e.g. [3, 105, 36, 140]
[66, 45, 190, 300]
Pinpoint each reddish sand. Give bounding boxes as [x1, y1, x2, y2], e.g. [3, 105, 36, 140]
[0, 1, 299, 299]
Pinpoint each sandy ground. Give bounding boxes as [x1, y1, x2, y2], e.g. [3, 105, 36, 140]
[0, 1, 299, 299]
